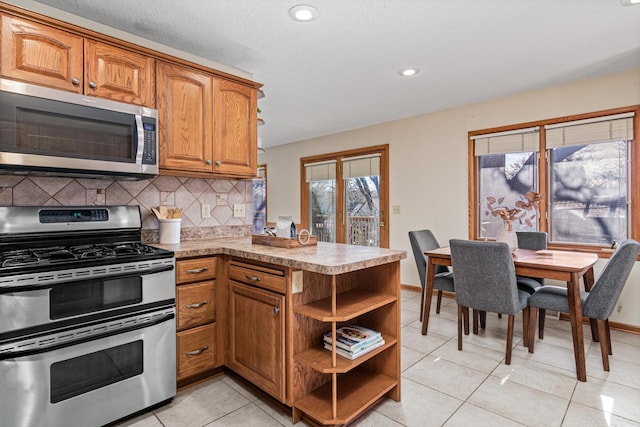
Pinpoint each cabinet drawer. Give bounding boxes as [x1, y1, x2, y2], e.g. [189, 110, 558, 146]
[176, 257, 217, 283]
[229, 261, 286, 293]
[177, 280, 215, 331]
[176, 323, 217, 380]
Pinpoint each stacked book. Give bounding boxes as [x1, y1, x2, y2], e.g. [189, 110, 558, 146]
[323, 325, 385, 360]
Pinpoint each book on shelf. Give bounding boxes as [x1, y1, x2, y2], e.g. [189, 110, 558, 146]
[323, 338, 385, 360]
[323, 324, 382, 352]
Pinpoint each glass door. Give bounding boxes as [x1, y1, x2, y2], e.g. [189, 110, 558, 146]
[302, 146, 388, 247]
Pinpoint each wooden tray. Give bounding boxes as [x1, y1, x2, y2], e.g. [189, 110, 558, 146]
[251, 234, 318, 248]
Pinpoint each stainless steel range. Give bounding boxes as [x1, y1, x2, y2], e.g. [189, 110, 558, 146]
[0, 206, 176, 427]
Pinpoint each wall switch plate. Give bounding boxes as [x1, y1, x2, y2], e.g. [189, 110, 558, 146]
[292, 271, 303, 293]
[233, 204, 245, 218]
[201, 204, 211, 219]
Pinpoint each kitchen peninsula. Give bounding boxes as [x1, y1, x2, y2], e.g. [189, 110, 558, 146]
[154, 237, 406, 426]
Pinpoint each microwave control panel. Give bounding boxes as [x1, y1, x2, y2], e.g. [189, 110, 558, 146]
[142, 118, 157, 165]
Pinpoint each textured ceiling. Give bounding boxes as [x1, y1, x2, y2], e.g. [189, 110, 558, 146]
[26, 0, 640, 148]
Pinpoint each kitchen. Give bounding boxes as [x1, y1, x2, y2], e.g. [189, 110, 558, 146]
[1, 1, 640, 426]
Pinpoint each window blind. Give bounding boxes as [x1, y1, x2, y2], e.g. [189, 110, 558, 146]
[304, 160, 336, 182]
[341, 154, 380, 179]
[472, 127, 540, 156]
[545, 113, 634, 148]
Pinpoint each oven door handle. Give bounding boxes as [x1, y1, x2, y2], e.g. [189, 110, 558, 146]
[0, 311, 175, 360]
[0, 264, 174, 294]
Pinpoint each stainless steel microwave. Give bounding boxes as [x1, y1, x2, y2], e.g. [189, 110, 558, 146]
[0, 78, 158, 179]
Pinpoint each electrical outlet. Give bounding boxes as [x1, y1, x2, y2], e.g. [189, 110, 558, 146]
[233, 204, 245, 218]
[292, 271, 303, 293]
[392, 205, 400, 214]
[201, 204, 211, 219]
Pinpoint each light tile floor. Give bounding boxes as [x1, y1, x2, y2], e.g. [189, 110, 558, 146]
[116, 289, 640, 426]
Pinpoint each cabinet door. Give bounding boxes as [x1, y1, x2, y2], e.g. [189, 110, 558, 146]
[0, 14, 83, 92]
[157, 61, 214, 173]
[229, 280, 285, 401]
[84, 40, 155, 106]
[213, 79, 257, 177]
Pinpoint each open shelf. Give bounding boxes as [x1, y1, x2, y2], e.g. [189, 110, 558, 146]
[293, 367, 397, 426]
[293, 289, 396, 321]
[295, 337, 397, 374]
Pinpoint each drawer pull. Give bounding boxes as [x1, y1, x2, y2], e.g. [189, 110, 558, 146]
[185, 301, 208, 309]
[186, 346, 208, 356]
[246, 274, 261, 282]
[187, 267, 209, 274]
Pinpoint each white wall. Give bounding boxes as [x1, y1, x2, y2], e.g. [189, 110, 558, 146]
[260, 68, 640, 326]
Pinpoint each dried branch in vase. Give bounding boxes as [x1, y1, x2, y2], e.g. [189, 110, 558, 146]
[485, 191, 544, 227]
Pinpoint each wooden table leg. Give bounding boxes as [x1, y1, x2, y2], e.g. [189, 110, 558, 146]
[567, 271, 587, 382]
[421, 260, 436, 335]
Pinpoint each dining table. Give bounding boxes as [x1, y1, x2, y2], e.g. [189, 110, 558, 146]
[422, 246, 599, 382]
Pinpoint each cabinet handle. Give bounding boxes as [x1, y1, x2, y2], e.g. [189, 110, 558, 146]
[185, 301, 208, 309]
[273, 307, 280, 315]
[245, 274, 260, 282]
[215, 160, 221, 166]
[71, 78, 80, 86]
[206, 159, 212, 165]
[186, 267, 208, 274]
[186, 346, 208, 356]
[88, 81, 97, 89]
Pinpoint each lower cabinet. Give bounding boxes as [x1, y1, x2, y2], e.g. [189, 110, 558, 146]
[175, 257, 219, 382]
[227, 261, 286, 402]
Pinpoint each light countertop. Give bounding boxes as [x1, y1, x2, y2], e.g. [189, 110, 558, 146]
[151, 237, 406, 275]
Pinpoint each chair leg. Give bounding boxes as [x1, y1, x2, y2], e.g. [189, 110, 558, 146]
[522, 307, 529, 348]
[505, 314, 515, 365]
[479, 311, 487, 329]
[605, 319, 612, 356]
[589, 318, 599, 342]
[596, 319, 610, 371]
[528, 307, 537, 353]
[436, 290, 443, 314]
[419, 285, 425, 321]
[538, 308, 546, 339]
[457, 305, 463, 351]
[463, 307, 470, 335]
[472, 309, 479, 335]
[498, 313, 502, 319]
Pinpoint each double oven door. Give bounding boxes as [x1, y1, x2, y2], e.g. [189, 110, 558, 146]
[0, 258, 176, 427]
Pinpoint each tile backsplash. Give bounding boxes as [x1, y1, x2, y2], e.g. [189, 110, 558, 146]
[0, 175, 254, 242]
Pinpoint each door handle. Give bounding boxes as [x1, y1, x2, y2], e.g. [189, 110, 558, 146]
[186, 346, 208, 356]
[187, 267, 208, 274]
[273, 307, 280, 315]
[185, 301, 208, 309]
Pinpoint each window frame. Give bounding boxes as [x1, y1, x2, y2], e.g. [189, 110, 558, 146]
[468, 105, 640, 256]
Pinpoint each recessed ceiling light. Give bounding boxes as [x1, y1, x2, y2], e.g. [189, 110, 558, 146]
[621, 0, 640, 4]
[289, 5, 320, 22]
[399, 68, 420, 77]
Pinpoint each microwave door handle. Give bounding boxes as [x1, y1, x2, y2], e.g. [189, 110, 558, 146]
[135, 114, 144, 165]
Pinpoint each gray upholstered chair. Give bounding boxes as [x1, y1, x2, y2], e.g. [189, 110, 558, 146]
[528, 239, 640, 371]
[449, 239, 532, 364]
[515, 231, 547, 294]
[408, 230, 455, 318]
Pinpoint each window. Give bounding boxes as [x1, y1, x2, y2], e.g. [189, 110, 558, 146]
[469, 107, 638, 252]
[252, 164, 267, 234]
[301, 145, 389, 247]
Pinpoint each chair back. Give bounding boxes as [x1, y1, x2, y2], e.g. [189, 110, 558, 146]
[449, 239, 521, 315]
[516, 231, 547, 250]
[583, 239, 640, 320]
[408, 230, 448, 287]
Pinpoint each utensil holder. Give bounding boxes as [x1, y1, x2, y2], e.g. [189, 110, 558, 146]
[159, 218, 181, 244]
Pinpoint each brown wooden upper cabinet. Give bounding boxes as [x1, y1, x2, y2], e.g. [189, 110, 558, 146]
[158, 61, 258, 178]
[0, 14, 155, 107]
[214, 79, 257, 177]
